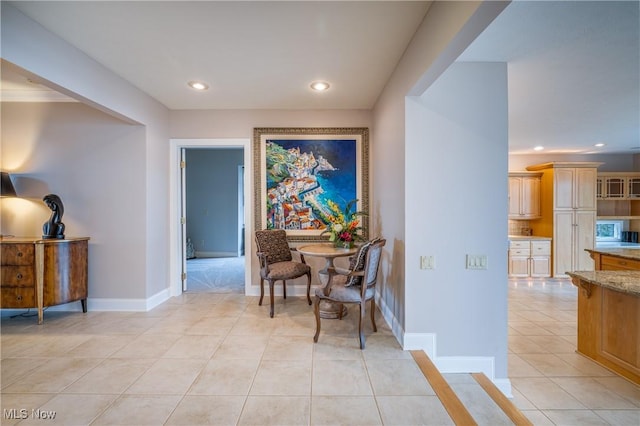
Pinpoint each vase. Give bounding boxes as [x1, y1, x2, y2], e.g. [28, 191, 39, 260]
[334, 240, 354, 249]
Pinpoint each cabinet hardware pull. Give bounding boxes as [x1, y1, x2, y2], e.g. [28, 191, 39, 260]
[16, 273, 23, 279]
[17, 252, 23, 257]
[16, 295, 22, 301]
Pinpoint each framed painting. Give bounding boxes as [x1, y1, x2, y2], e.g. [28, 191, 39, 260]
[253, 127, 369, 242]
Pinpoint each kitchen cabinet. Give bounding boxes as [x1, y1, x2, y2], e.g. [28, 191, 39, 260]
[526, 162, 602, 278]
[571, 249, 640, 385]
[508, 238, 551, 278]
[508, 172, 542, 219]
[597, 172, 640, 224]
[597, 172, 640, 200]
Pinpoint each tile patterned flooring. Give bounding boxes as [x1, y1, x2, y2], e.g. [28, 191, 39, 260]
[0, 279, 638, 425]
[508, 278, 640, 425]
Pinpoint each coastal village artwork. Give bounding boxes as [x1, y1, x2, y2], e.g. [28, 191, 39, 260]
[265, 139, 357, 231]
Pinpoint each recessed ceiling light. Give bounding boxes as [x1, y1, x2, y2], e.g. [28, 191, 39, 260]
[310, 81, 330, 92]
[594, 143, 605, 147]
[533, 146, 544, 151]
[188, 81, 209, 91]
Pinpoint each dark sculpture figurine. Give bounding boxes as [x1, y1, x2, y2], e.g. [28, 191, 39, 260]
[42, 194, 65, 239]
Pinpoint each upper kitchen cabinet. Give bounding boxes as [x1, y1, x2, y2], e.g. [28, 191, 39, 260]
[552, 166, 598, 210]
[526, 162, 603, 278]
[597, 172, 640, 200]
[597, 172, 640, 220]
[508, 172, 542, 220]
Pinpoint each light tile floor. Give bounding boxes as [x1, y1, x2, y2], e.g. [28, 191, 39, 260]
[0, 279, 638, 425]
[508, 278, 640, 425]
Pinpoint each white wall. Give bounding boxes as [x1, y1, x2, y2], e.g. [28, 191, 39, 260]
[371, 0, 507, 339]
[371, 1, 510, 393]
[170, 109, 373, 292]
[406, 62, 509, 386]
[1, 102, 147, 299]
[2, 3, 170, 307]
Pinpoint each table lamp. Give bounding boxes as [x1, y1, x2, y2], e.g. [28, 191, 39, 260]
[1, 172, 17, 197]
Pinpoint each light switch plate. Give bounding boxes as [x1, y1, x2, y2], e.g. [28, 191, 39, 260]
[420, 255, 435, 270]
[466, 254, 488, 270]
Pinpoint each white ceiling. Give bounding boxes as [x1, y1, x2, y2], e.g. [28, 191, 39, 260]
[3, 1, 639, 155]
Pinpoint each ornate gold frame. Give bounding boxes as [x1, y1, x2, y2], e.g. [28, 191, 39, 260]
[253, 127, 369, 242]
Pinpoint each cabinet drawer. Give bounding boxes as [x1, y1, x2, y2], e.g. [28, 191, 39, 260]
[509, 248, 530, 256]
[1, 287, 35, 308]
[1, 266, 35, 287]
[509, 241, 530, 249]
[531, 241, 551, 255]
[1, 244, 35, 265]
[601, 256, 640, 271]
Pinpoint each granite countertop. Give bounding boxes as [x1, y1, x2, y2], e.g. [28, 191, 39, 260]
[586, 248, 640, 262]
[567, 271, 640, 296]
[508, 235, 552, 241]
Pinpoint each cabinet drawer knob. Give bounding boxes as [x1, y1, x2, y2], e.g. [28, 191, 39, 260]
[16, 295, 22, 301]
[16, 273, 23, 279]
[17, 252, 23, 257]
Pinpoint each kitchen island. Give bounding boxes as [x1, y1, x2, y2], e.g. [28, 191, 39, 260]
[587, 247, 640, 271]
[568, 250, 640, 384]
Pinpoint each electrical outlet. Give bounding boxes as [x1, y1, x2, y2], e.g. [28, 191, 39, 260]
[466, 255, 488, 270]
[420, 255, 435, 270]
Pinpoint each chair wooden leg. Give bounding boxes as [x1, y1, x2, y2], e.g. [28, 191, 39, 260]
[359, 302, 366, 349]
[283, 280, 287, 299]
[313, 295, 321, 343]
[258, 278, 264, 306]
[370, 298, 377, 332]
[306, 272, 312, 305]
[269, 280, 275, 318]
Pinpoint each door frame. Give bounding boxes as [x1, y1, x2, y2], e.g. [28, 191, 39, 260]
[169, 138, 252, 297]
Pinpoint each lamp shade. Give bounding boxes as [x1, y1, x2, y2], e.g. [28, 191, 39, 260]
[1, 172, 17, 197]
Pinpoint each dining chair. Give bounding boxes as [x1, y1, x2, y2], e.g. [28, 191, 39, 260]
[313, 238, 385, 349]
[254, 229, 312, 318]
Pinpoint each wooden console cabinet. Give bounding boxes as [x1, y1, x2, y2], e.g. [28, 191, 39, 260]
[1, 237, 89, 324]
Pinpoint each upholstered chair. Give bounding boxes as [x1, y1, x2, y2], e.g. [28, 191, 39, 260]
[255, 229, 312, 318]
[313, 238, 385, 349]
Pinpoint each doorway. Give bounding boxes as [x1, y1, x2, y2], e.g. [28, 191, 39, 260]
[169, 138, 252, 297]
[184, 147, 243, 292]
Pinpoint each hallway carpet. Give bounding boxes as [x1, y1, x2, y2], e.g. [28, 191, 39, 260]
[186, 257, 245, 293]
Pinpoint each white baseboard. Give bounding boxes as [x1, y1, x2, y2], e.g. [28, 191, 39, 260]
[403, 332, 436, 358]
[401, 331, 512, 398]
[193, 251, 237, 258]
[376, 291, 405, 344]
[0, 288, 173, 315]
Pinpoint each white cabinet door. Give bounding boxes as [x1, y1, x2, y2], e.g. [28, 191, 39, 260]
[509, 255, 530, 277]
[531, 256, 551, 277]
[554, 167, 597, 210]
[553, 210, 595, 277]
[575, 168, 597, 209]
[521, 177, 541, 218]
[555, 168, 575, 210]
[574, 210, 596, 271]
[508, 177, 523, 218]
[508, 175, 541, 219]
[553, 211, 574, 277]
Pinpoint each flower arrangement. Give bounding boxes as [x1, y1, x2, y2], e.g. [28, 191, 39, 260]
[322, 199, 367, 248]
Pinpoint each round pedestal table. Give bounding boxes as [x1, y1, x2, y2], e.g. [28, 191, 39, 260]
[297, 243, 359, 319]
